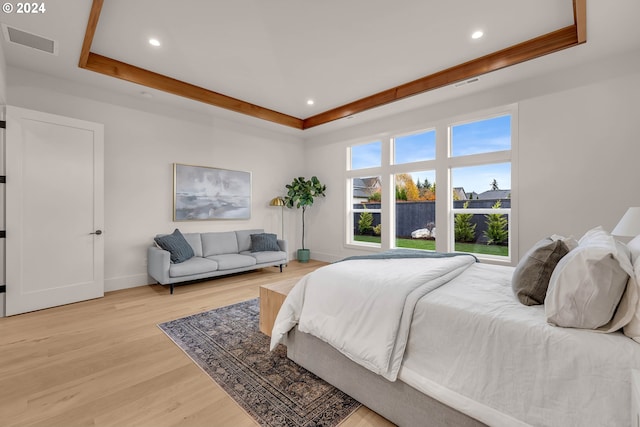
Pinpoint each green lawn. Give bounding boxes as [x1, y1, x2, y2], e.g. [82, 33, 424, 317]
[353, 235, 509, 257]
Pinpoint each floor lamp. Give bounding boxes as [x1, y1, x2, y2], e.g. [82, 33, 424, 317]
[269, 197, 285, 239]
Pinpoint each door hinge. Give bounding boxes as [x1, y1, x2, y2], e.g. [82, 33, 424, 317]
[0, 285, 5, 293]
[0, 176, 5, 183]
[0, 120, 5, 129]
[0, 231, 5, 238]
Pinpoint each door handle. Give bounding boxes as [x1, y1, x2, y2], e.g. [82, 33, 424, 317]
[90, 230, 103, 235]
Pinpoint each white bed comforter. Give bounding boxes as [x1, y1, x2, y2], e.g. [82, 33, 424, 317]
[270, 255, 476, 380]
[271, 258, 640, 427]
[400, 262, 640, 427]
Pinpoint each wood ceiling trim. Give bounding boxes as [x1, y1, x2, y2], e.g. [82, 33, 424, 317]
[79, 0, 586, 131]
[574, 0, 587, 44]
[78, 0, 103, 68]
[303, 24, 582, 129]
[84, 53, 304, 129]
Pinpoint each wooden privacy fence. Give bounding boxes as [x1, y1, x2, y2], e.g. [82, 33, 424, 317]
[355, 199, 511, 242]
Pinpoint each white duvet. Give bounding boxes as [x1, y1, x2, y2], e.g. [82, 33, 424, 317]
[400, 262, 640, 427]
[271, 258, 640, 427]
[270, 255, 476, 380]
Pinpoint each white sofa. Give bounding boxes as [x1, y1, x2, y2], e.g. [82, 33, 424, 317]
[148, 229, 288, 294]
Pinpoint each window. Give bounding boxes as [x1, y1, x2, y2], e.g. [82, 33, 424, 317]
[450, 115, 513, 260]
[349, 176, 382, 246]
[346, 107, 516, 263]
[451, 115, 511, 157]
[394, 130, 436, 164]
[350, 141, 381, 170]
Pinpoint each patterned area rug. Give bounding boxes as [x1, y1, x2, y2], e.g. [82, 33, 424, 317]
[158, 298, 361, 427]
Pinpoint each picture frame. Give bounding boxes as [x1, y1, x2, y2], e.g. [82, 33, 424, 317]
[173, 163, 251, 221]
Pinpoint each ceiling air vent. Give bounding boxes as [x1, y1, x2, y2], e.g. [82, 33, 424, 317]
[453, 77, 480, 88]
[2, 24, 57, 55]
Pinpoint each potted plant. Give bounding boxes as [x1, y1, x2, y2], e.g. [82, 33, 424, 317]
[283, 176, 326, 262]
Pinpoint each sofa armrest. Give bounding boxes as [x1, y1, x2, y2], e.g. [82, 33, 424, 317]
[277, 239, 289, 262]
[148, 245, 171, 284]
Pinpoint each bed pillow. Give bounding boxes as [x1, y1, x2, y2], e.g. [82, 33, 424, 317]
[622, 257, 640, 342]
[250, 233, 280, 252]
[545, 227, 631, 329]
[154, 228, 194, 263]
[512, 236, 573, 305]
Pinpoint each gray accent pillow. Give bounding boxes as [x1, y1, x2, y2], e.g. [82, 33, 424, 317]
[154, 228, 195, 263]
[250, 233, 280, 252]
[512, 237, 570, 305]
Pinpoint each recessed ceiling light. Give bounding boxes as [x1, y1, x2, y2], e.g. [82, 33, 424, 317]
[149, 38, 161, 47]
[306, 99, 315, 106]
[471, 31, 484, 40]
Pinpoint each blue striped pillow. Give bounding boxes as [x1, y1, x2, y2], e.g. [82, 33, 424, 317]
[154, 229, 194, 263]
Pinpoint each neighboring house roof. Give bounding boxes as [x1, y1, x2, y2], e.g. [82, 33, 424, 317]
[453, 187, 467, 200]
[478, 189, 511, 199]
[353, 177, 381, 198]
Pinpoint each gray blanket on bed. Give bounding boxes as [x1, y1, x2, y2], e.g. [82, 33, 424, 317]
[337, 248, 477, 263]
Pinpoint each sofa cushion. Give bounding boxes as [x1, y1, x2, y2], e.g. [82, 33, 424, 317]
[169, 257, 218, 277]
[201, 232, 238, 257]
[242, 250, 286, 264]
[154, 229, 194, 263]
[250, 233, 280, 252]
[236, 229, 265, 252]
[182, 233, 203, 257]
[206, 254, 256, 270]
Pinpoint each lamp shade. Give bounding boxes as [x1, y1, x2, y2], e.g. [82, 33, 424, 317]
[612, 207, 640, 237]
[269, 197, 285, 207]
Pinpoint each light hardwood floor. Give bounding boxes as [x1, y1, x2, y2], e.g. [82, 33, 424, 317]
[0, 260, 394, 427]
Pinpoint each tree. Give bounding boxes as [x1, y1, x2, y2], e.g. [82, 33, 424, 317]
[358, 204, 374, 235]
[284, 176, 327, 250]
[395, 173, 419, 201]
[484, 200, 508, 245]
[490, 179, 499, 191]
[454, 201, 476, 243]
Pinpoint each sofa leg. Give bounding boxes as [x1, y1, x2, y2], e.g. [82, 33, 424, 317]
[170, 284, 174, 295]
[279, 264, 283, 273]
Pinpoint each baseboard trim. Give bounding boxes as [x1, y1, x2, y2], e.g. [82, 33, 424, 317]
[104, 273, 151, 292]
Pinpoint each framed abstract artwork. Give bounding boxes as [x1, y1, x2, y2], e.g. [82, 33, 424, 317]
[173, 163, 251, 220]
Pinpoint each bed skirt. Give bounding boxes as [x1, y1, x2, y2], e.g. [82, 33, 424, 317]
[286, 327, 486, 427]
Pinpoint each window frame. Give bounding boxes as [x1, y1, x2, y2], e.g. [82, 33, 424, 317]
[344, 104, 518, 265]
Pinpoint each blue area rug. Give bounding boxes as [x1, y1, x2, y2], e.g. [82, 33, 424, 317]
[158, 298, 361, 426]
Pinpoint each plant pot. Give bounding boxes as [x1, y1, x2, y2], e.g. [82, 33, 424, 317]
[297, 249, 310, 263]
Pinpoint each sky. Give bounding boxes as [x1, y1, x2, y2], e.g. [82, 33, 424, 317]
[351, 115, 511, 194]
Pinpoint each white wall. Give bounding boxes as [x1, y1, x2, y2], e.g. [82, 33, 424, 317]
[7, 68, 305, 292]
[5, 46, 640, 299]
[303, 49, 640, 263]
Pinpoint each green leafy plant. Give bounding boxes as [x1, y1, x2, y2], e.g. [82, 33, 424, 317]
[373, 223, 382, 236]
[484, 200, 508, 245]
[358, 204, 374, 235]
[284, 176, 327, 250]
[454, 201, 476, 243]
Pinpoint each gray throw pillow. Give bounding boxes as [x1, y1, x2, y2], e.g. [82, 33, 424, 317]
[154, 228, 194, 263]
[250, 233, 280, 252]
[512, 237, 570, 305]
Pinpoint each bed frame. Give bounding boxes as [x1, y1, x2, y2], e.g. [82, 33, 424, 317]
[286, 327, 486, 427]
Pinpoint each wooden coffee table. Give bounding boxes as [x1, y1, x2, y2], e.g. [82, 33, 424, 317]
[259, 277, 299, 336]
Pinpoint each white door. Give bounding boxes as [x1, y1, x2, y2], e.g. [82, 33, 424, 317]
[5, 106, 104, 315]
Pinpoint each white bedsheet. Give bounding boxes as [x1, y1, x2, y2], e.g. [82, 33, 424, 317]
[400, 262, 640, 427]
[270, 255, 475, 380]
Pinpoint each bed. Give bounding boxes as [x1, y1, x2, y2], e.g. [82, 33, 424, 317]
[270, 228, 640, 427]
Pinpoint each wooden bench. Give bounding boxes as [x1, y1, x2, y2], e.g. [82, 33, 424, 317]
[259, 278, 298, 336]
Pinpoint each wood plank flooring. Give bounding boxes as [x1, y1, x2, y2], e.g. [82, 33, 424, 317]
[0, 261, 395, 427]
